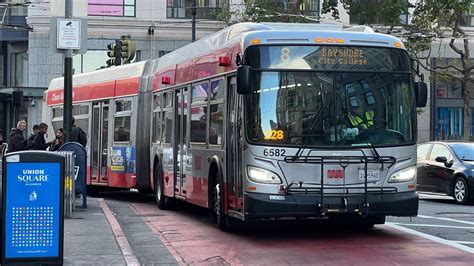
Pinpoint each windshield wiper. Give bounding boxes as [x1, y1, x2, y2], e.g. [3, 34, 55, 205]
[291, 103, 328, 159]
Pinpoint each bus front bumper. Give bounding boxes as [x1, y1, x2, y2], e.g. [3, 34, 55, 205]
[243, 191, 418, 220]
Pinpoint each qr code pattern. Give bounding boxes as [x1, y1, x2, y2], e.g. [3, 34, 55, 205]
[11, 207, 54, 247]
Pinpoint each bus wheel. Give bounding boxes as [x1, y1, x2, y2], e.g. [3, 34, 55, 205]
[154, 164, 172, 210]
[211, 178, 229, 231]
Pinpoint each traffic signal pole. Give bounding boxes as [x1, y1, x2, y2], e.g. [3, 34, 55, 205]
[63, 0, 73, 142]
[192, 0, 196, 42]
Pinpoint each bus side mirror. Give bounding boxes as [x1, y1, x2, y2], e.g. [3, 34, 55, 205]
[237, 65, 253, 95]
[415, 81, 427, 107]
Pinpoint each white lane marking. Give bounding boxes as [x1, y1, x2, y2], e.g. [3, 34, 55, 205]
[391, 223, 474, 230]
[418, 214, 474, 226]
[385, 222, 474, 254]
[455, 241, 474, 245]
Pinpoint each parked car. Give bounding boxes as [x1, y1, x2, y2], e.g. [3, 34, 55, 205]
[417, 141, 474, 204]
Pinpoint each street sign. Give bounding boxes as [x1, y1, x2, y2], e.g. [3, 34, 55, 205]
[57, 18, 81, 50]
[1, 151, 64, 264]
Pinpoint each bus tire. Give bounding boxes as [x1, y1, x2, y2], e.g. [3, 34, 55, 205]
[154, 163, 172, 210]
[210, 173, 230, 231]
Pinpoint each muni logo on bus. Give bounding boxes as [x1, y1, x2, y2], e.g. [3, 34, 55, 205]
[327, 169, 345, 179]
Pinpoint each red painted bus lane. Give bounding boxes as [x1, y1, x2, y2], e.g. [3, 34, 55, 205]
[131, 203, 474, 265]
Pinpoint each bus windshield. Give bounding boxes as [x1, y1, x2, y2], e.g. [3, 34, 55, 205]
[245, 71, 416, 147]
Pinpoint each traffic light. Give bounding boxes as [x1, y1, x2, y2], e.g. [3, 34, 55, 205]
[106, 40, 122, 67]
[119, 36, 136, 64]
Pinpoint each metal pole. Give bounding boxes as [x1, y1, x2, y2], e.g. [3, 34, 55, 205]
[191, 0, 196, 42]
[63, 0, 73, 142]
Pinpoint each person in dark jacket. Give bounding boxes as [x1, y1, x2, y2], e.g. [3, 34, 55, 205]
[31, 123, 52, 150]
[49, 128, 65, 151]
[69, 117, 87, 147]
[9, 120, 27, 152]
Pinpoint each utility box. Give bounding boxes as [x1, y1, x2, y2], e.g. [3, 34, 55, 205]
[1, 151, 65, 264]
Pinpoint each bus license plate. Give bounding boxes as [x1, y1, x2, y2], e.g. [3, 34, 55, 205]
[358, 169, 379, 181]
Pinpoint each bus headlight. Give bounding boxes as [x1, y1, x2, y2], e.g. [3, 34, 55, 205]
[247, 166, 282, 184]
[388, 166, 416, 183]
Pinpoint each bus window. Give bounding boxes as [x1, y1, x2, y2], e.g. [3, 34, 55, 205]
[114, 116, 131, 142]
[190, 106, 207, 143]
[191, 83, 208, 144]
[52, 107, 63, 118]
[163, 109, 173, 144]
[153, 93, 162, 143]
[210, 79, 224, 100]
[114, 99, 132, 142]
[209, 103, 223, 145]
[209, 79, 224, 146]
[192, 83, 208, 104]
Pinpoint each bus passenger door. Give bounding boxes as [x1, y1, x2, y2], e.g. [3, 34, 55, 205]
[174, 87, 188, 197]
[91, 101, 110, 184]
[227, 77, 242, 211]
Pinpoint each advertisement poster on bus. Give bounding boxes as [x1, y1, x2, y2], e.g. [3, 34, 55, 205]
[110, 146, 136, 173]
[4, 162, 61, 259]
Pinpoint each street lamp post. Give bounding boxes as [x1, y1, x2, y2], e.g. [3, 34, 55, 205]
[192, 0, 196, 42]
[63, 0, 73, 142]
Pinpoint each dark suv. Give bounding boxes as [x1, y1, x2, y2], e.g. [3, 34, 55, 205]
[417, 141, 474, 204]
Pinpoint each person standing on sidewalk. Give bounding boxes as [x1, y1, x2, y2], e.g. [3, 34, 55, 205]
[31, 123, 53, 150]
[69, 117, 87, 147]
[49, 128, 65, 151]
[9, 120, 27, 152]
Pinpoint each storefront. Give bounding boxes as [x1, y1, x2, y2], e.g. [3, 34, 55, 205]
[432, 58, 474, 141]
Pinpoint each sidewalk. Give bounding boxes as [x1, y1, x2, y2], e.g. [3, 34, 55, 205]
[64, 197, 126, 265]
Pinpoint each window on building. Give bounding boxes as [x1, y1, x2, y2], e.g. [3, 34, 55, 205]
[88, 0, 135, 17]
[11, 52, 28, 87]
[435, 107, 464, 140]
[433, 58, 474, 99]
[461, 4, 474, 27]
[167, 0, 224, 19]
[349, 0, 408, 25]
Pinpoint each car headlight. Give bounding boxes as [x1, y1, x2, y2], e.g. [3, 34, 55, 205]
[247, 166, 282, 184]
[388, 166, 416, 183]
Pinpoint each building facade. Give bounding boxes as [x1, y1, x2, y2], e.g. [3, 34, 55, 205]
[3, 0, 472, 144]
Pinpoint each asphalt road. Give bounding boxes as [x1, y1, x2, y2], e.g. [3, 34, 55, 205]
[387, 193, 474, 251]
[99, 191, 474, 264]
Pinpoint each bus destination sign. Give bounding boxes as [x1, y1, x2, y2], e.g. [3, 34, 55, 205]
[319, 48, 368, 66]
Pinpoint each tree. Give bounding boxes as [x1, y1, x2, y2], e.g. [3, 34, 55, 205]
[323, 0, 473, 141]
[219, 0, 316, 24]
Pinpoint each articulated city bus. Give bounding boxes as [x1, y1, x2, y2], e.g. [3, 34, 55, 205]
[44, 22, 427, 230]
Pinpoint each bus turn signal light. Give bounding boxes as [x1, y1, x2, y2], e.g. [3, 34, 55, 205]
[251, 39, 261, 45]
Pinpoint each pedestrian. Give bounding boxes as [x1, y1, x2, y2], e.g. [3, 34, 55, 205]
[70, 117, 87, 147]
[9, 120, 27, 152]
[49, 128, 65, 151]
[30, 123, 52, 150]
[26, 124, 39, 150]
